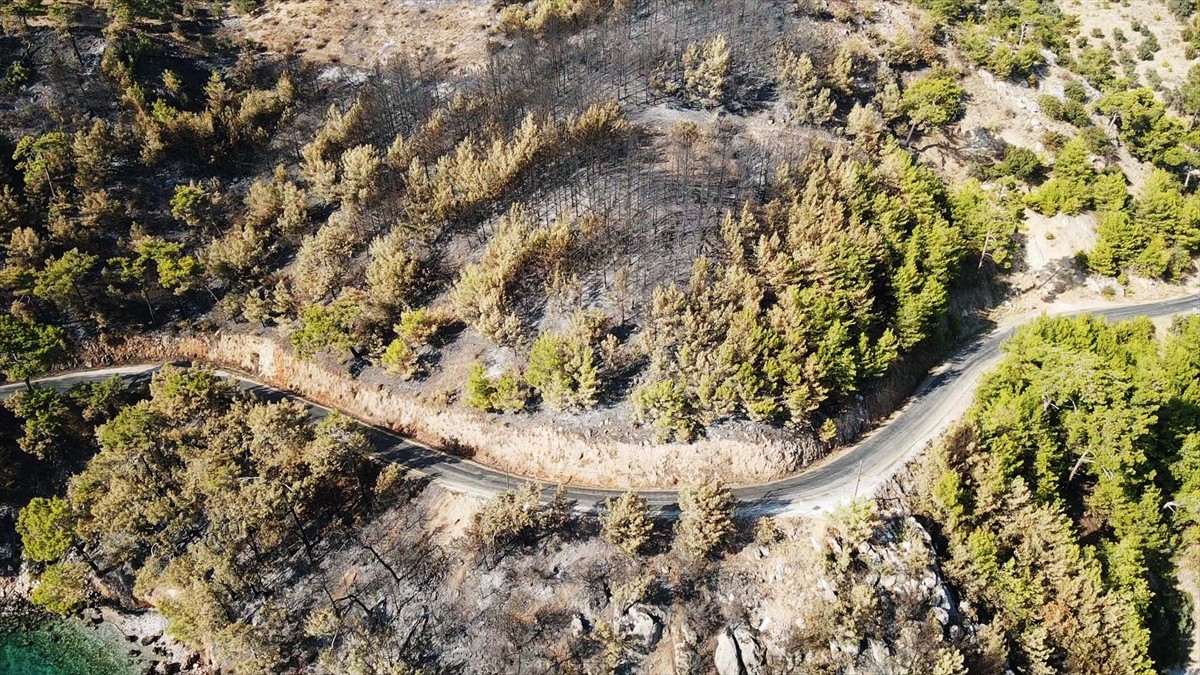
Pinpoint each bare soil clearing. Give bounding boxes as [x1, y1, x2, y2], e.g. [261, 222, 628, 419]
[957, 71, 1078, 155]
[237, 0, 494, 71]
[1070, 0, 1192, 89]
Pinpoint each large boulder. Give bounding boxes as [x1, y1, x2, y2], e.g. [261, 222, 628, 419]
[616, 604, 663, 653]
[733, 625, 764, 674]
[715, 628, 742, 675]
[714, 625, 765, 675]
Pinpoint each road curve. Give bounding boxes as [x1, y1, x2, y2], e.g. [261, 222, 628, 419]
[3, 294, 1197, 516]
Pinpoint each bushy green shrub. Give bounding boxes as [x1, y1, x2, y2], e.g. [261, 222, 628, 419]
[949, 180, 1023, 269]
[290, 297, 362, 359]
[1087, 169, 1199, 278]
[902, 69, 967, 139]
[1074, 46, 1115, 89]
[632, 378, 698, 442]
[465, 362, 527, 413]
[988, 145, 1044, 182]
[30, 561, 88, 615]
[1092, 171, 1129, 212]
[601, 491, 655, 556]
[1132, 235, 1172, 277]
[1137, 31, 1160, 61]
[4, 387, 69, 461]
[1063, 80, 1088, 103]
[675, 482, 736, 558]
[525, 330, 600, 412]
[380, 338, 418, 378]
[378, 308, 445, 380]
[396, 308, 442, 345]
[1025, 137, 1096, 215]
[1095, 88, 1195, 172]
[3, 61, 30, 92]
[17, 497, 75, 563]
[1061, 99, 1092, 127]
[470, 483, 571, 555]
[1038, 94, 1065, 119]
[523, 312, 604, 410]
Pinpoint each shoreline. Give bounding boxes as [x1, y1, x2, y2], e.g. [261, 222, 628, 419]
[0, 576, 205, 675]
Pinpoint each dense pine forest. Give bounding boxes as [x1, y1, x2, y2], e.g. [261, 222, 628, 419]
[917, 314, 1200, 673]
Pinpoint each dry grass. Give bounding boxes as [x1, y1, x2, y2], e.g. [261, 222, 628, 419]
[238, 0, 495, 72]
[1068, 0, 1192, 89]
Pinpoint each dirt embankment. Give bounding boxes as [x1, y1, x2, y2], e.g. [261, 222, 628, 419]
[84, 332, 830, 489]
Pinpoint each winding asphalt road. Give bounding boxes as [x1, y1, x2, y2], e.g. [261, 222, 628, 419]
[3, 294, 1197, 516]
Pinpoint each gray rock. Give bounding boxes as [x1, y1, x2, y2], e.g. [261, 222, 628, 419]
[816, 578, 837, 602]
[733, 625, 764, 675]
[934, 585, 954, 612]
[674, 642, 694, 673]
[830, 637, 861, 656]
[715, 628, 742, 675]
[715, 625, 765, 675]
[674, 620, 699, 672]
[680, 622, 698, 646]
[866, 638, 889, 665]
[616, 604, 662, 653]
[569, 613, 589, 638]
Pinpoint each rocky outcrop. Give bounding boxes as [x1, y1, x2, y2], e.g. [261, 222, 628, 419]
[617, 604, 663, 653]
[714, 625, 764, 675]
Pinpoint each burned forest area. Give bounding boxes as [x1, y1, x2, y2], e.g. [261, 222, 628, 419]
[3, 0, 1200, 673]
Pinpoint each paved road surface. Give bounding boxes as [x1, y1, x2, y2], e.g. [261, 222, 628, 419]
[3, 294, 1196, 516]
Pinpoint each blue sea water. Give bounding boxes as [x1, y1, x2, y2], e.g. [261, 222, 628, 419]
[0, 617, 141, 675]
